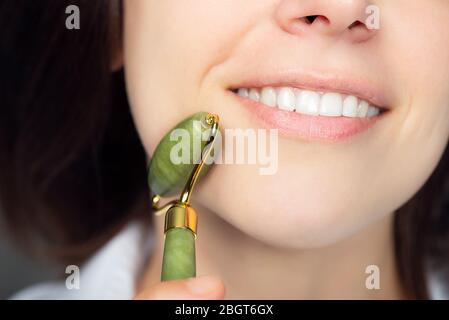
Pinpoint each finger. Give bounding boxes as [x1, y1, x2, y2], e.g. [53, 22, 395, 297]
[135, 275, 225, 300]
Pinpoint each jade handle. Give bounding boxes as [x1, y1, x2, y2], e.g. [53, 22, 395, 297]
[161, 228, 196, 281]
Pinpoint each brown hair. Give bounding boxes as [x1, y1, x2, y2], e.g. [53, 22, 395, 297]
[0, 0, 149, 263]
[1, 0, 448, 299]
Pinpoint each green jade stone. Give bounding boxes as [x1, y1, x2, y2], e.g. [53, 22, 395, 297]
[161, 228, 196, 281]
[148, 112, 213, 197]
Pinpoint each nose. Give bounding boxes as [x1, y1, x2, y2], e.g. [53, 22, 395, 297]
[275, 0, 378, 43]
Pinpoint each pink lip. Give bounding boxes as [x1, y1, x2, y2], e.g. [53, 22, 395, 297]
[229, 69, 390, 109]
[228, 69, 389, 142]
[235, 96, 383, 142]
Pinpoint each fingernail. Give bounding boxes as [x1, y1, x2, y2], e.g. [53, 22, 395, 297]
[185, 276, 220, 296]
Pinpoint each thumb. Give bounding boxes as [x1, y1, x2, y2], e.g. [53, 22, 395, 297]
[135, 275, 225, 300]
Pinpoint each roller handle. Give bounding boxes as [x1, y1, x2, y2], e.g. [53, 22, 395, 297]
[161, 227, 196, 281]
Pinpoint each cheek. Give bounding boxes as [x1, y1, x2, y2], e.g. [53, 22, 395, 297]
[379, 0, 449, 213]
[123, 0, 268, 155]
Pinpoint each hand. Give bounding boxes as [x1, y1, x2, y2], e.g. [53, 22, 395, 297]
[135, 275, 225, 300]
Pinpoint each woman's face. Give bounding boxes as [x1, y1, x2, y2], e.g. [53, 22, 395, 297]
[124, 0, 449, 248]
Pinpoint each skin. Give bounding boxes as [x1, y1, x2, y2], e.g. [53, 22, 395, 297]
[122, 0, 449, 299]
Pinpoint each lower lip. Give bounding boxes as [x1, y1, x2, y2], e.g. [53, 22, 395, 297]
[234, 95, 383, 142]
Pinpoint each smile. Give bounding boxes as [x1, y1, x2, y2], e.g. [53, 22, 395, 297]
[229, 74, 390, 142]
[235, 87, 382, 118]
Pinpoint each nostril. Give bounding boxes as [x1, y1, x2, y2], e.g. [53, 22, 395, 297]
[304, 15, 317, 24]
[348, 20, 365, 30]
[303, 15, 329, 25]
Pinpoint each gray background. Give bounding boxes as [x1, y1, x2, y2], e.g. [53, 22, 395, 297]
[0, 219, 58, 299]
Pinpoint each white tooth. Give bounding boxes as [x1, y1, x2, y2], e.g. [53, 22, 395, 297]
[296, 90, 320, 116]
[367, 106, 380, 117]
[249, 89, 260, 102]
[277, 87, 296, 111]
[237, 88, 249, 98]
[320, 93, 343, 117]
[358, 100, 369, 117]
[260, 87, 277, 107]
[342, 95, 358, 118]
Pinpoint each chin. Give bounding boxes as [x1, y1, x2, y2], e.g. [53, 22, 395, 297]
[198, 164, 384, 249]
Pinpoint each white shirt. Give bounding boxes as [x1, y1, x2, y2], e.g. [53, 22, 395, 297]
[11, 220, 448, 300]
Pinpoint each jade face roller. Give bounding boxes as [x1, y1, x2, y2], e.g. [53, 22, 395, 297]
[148, 112, 220, 281]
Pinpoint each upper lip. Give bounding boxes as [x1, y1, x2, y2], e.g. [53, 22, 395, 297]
[228, 68, 390, 109]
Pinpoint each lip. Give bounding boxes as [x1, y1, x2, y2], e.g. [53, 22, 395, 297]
[229, 69, 390, 109]
[227, 70, 390, 142]
[234, 95, 382, 142]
